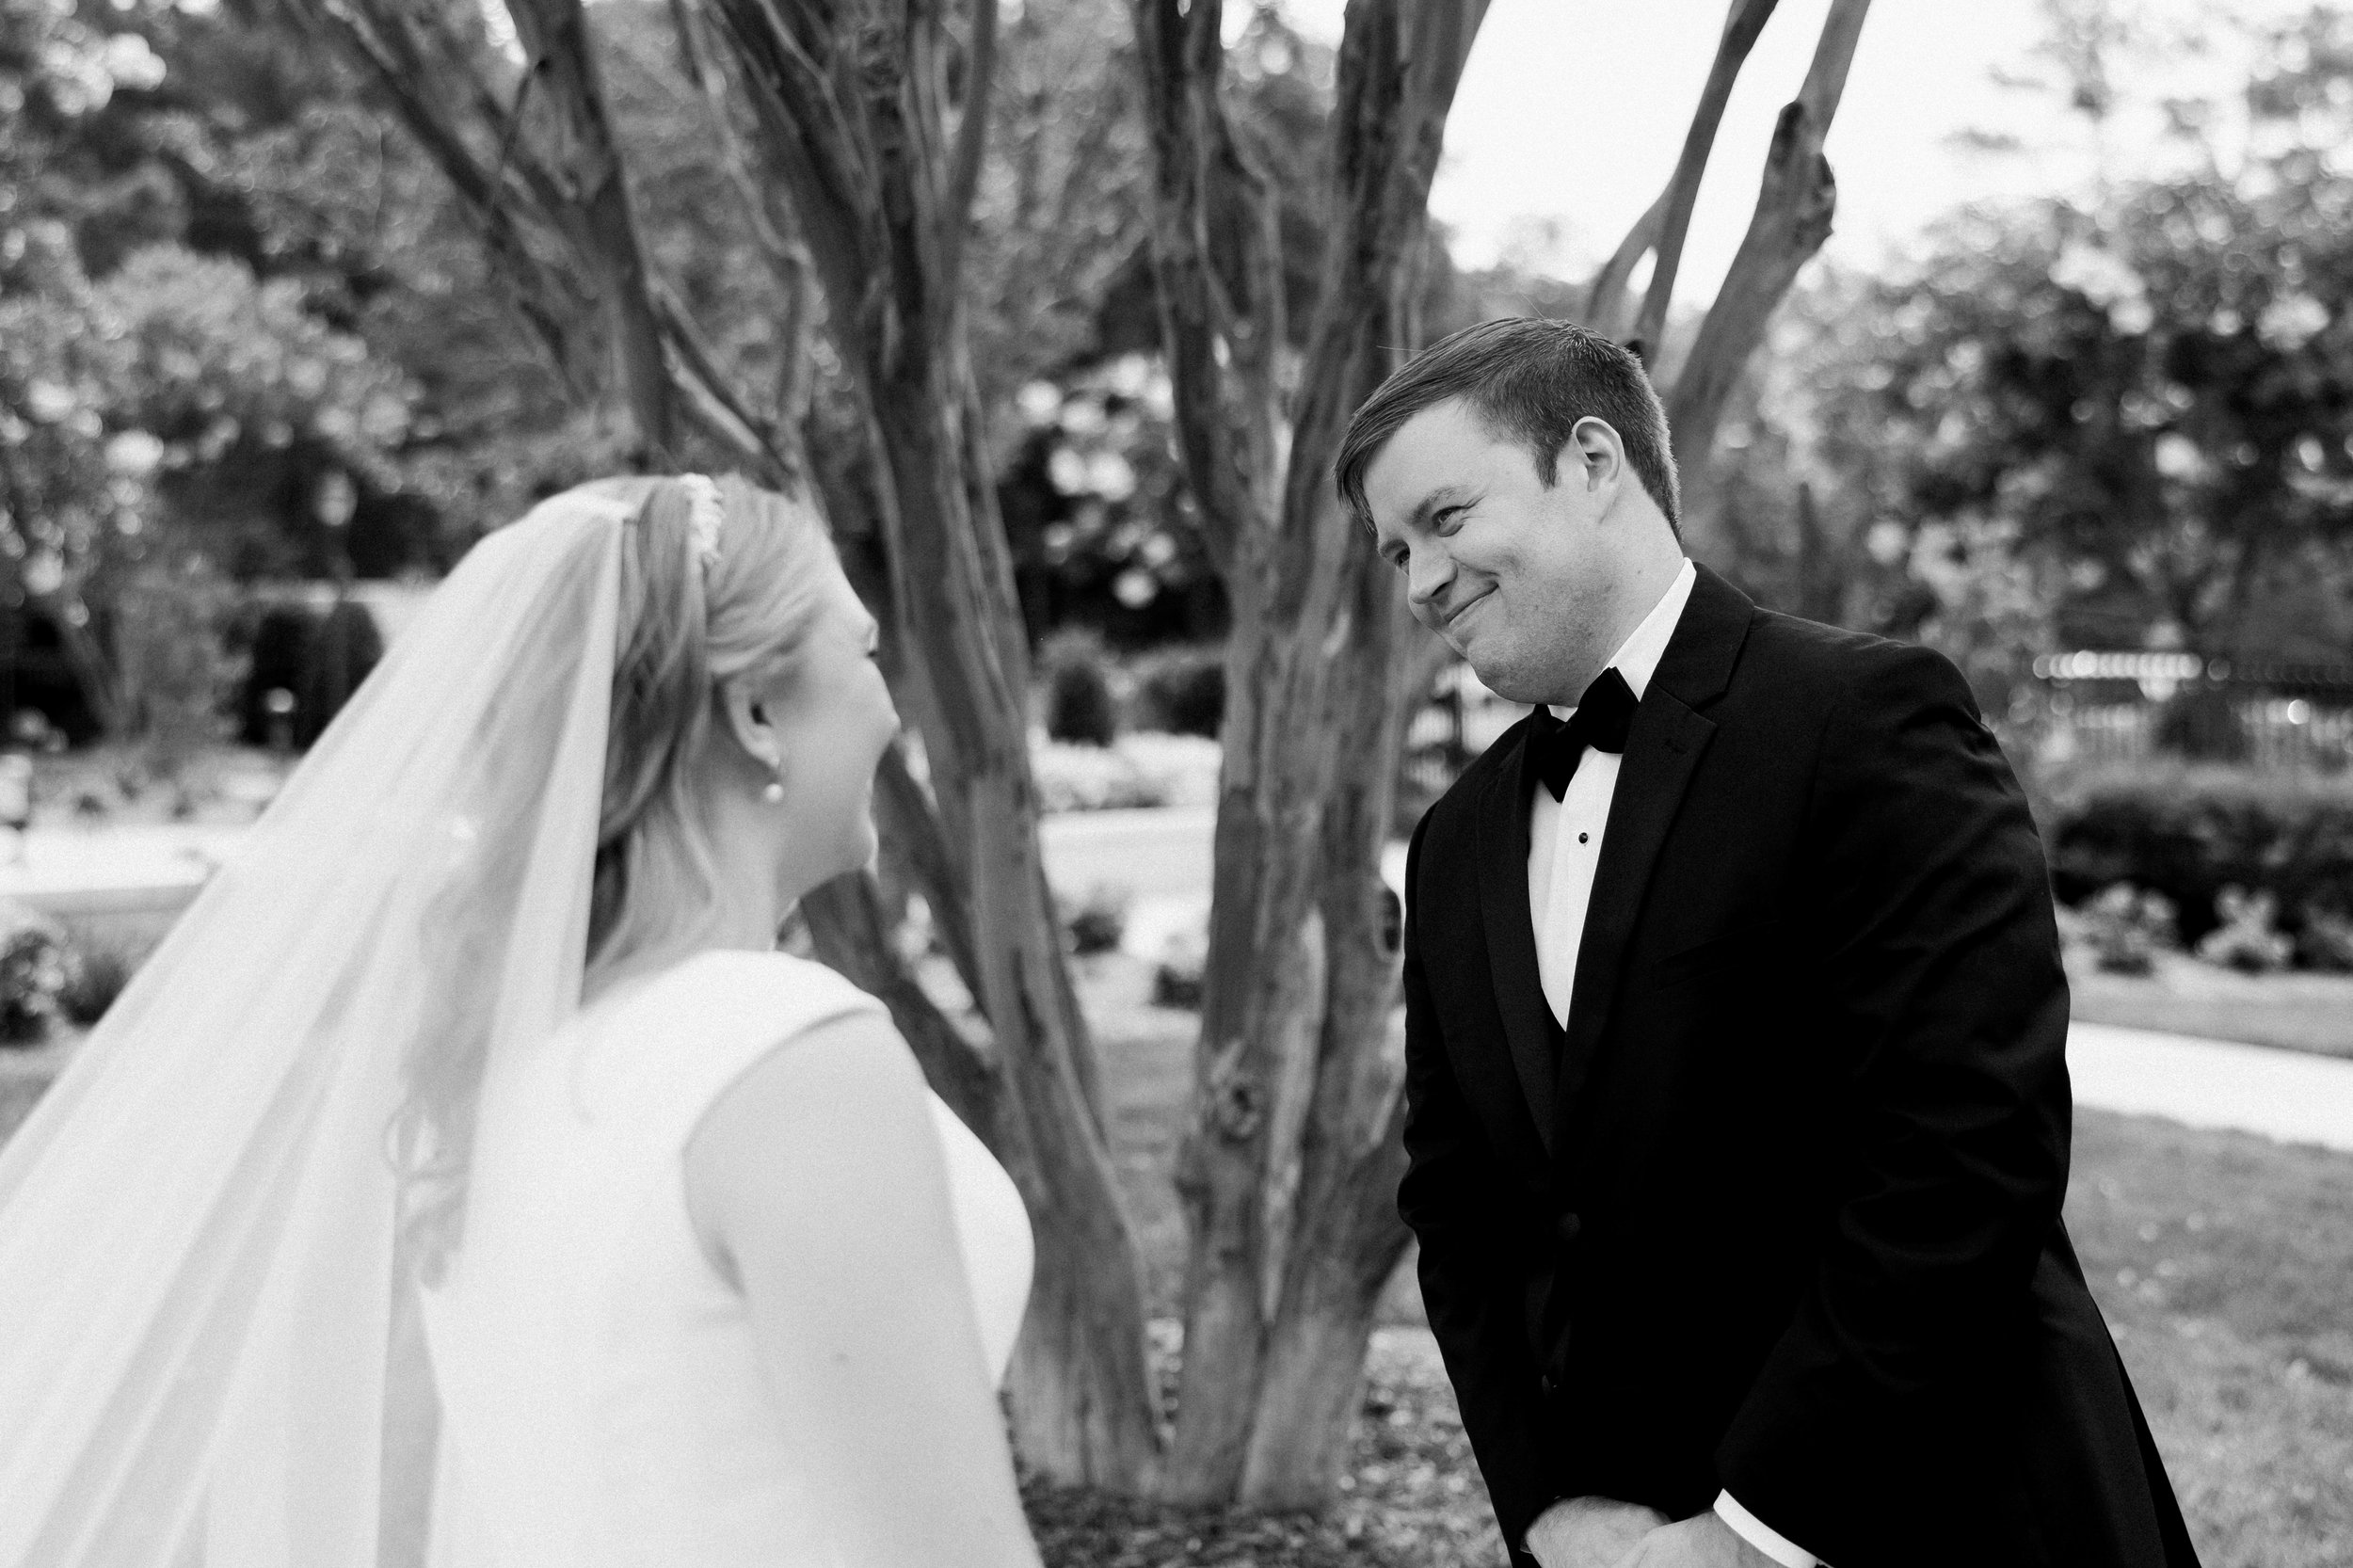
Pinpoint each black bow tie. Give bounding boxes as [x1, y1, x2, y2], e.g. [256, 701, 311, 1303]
[1531, 668, 1638, 802]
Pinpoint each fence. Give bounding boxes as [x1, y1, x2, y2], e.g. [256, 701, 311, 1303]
[2035, 651, 2353, 773]
[1402, 648, 2353, 800]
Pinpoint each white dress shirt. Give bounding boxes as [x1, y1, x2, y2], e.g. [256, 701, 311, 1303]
[1524, 558, 1818, 1568]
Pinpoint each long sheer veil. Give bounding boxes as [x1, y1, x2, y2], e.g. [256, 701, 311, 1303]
[0, 486, 633, 1566]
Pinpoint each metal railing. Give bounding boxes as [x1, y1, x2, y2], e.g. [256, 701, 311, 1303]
[2035, 650, 2353, 772]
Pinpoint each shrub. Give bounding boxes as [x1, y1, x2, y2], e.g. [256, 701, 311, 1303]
[236, 598, 386, 749]
[1040, 630, 1119, 746]
[1032, 739, 1169, 812]
[1151, 929, 1207, 1010]
[2043, 762, 2353, 955]
[0, 904, 72, 1046]
[1132, 647, 1225, 738]
[1063, 883, 1130, 956]
[60, 945, 135, 1026]
[115, 564, 244, 777]
[1113, 731, 1221, 808]
[2195, 887, 2294, 974]
[2297, 907, 2353, 973]
[2068, 884, 2176, 975]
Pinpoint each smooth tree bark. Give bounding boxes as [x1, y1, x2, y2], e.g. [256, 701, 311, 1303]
[1586, 0, 1873, 554]
[702, 0, 1164, 1490]
[1665, 0, 1871, 478]
[1625, 0, 1780, 357]
[1135, 0, 1490, 1508]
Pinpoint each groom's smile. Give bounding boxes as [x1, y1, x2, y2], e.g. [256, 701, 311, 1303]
[1359, 397, 1625, 708]
[1440, 584, 1496, 634]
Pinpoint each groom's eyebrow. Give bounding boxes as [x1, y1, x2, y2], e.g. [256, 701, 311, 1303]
[1408, 486, 1471, 530]
[1396, 485, 1476, 551]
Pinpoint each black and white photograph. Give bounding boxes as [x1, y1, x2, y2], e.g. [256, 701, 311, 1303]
[1, 1, 2349, 1564]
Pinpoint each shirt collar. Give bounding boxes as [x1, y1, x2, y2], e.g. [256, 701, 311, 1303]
[1546, 557, 1697, 717]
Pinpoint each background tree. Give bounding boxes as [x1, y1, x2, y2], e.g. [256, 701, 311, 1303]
[1697, 0, 2353, 747]
[24, 0, 1881, 1512]
[1129, 0, 1871, 1509]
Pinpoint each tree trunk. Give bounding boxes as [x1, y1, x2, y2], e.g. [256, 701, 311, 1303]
[1136, 0, 1487, 1508]
[706, 0, 1164, 1488]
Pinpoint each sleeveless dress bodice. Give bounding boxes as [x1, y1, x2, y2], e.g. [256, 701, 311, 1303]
[417, 951, 1032, 1568]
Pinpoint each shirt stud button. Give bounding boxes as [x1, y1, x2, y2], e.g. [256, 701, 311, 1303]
[1577, 832, 1590, 844]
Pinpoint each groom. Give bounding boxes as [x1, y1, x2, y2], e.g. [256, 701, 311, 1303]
[1342, 319, 2201, 1568]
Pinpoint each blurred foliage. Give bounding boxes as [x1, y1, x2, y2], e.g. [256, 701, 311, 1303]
[1040, 628, 1120, 747]
[1695, 2, 2353, 740]
[1129, 647, 1226, 740]
[2195, 885, 2296, 974]
[2067, 883, 2179, 976]
[111, 556, 243, 777]
[0, 901, 70, 1045]
[2044, 760, 2353, 951]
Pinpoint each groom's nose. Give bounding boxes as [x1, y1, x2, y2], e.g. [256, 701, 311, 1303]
[1406, 544, 1454, 616]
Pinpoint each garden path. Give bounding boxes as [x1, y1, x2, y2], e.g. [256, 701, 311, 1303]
[2066, 1023, 2353, 1154]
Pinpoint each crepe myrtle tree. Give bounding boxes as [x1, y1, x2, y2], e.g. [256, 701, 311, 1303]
[1129, 0, 1871, 1507]
[276, 0, 1869, 1507]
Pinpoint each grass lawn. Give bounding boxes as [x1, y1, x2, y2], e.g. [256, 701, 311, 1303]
[1073, 953, 2353, 1568]
[2067, 951, 2353, 1061]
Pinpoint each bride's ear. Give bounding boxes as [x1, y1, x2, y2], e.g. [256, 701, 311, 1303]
[718, 676, 781, 775]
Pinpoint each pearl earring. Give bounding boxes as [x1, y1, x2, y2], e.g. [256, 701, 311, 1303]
[761, 778, 785, 804]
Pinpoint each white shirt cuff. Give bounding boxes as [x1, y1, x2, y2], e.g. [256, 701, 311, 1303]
[1713, 1490, 1817, 1567]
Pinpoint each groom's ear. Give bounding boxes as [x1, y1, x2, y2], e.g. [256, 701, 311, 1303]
[1563, 416, 1626, 497]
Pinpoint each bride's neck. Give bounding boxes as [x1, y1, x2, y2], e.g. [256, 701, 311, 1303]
[583, 865, 791, 1005]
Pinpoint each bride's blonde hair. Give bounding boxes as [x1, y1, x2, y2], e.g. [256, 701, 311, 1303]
[394, 473, 840, 1278]
[583, 473, 837, 972]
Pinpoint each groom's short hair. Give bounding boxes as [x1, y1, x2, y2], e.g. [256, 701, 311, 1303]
[1335, 316, 1681, 536]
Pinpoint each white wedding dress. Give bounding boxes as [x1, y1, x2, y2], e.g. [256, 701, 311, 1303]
[421, 950, 1033, 1568]
[0, 485, 1031, 1566]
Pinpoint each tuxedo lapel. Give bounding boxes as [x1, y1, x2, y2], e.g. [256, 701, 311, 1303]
[1472, 716, 1561, 1156]
[1553, 568, 1755, 1130]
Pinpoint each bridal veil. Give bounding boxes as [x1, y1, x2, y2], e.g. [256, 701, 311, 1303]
[0, 486, 634, 1565]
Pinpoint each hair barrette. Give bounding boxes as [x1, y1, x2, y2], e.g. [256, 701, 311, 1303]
[677, 473, 725, 568]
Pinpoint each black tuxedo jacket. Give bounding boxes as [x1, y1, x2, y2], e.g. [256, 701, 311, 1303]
[1398, 567, 2200, 1568]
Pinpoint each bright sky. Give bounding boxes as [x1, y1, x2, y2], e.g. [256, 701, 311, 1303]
[1280, 0, 2311, 307]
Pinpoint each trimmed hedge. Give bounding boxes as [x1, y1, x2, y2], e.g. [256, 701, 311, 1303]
[1130, 647, 1225, 739]
[1040, 630, 1119, 747]
[2043, 762, 2353, 948]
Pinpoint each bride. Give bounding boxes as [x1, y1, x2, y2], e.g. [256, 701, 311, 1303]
[0, 475, 1042, 1567]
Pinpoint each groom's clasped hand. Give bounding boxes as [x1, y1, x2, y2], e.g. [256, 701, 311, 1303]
[1525, 1496, 1774, 1568]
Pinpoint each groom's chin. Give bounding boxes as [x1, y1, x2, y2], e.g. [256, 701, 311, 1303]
[1464, 654, 1538, 708]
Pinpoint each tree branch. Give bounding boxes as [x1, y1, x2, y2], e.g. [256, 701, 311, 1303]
[502, 0, 683, 465]
[943, 0, 1000, 263]
[1668, 0, 1871, 482]
[1585, 188, 1664, 346]
[1629, 0, 1782, 357]
[1130, 0, 1286, 576]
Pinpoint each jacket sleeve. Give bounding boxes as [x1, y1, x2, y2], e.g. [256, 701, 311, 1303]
[1713, 642, 2073, 1552]
[1396, 810, 1563, 1560]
